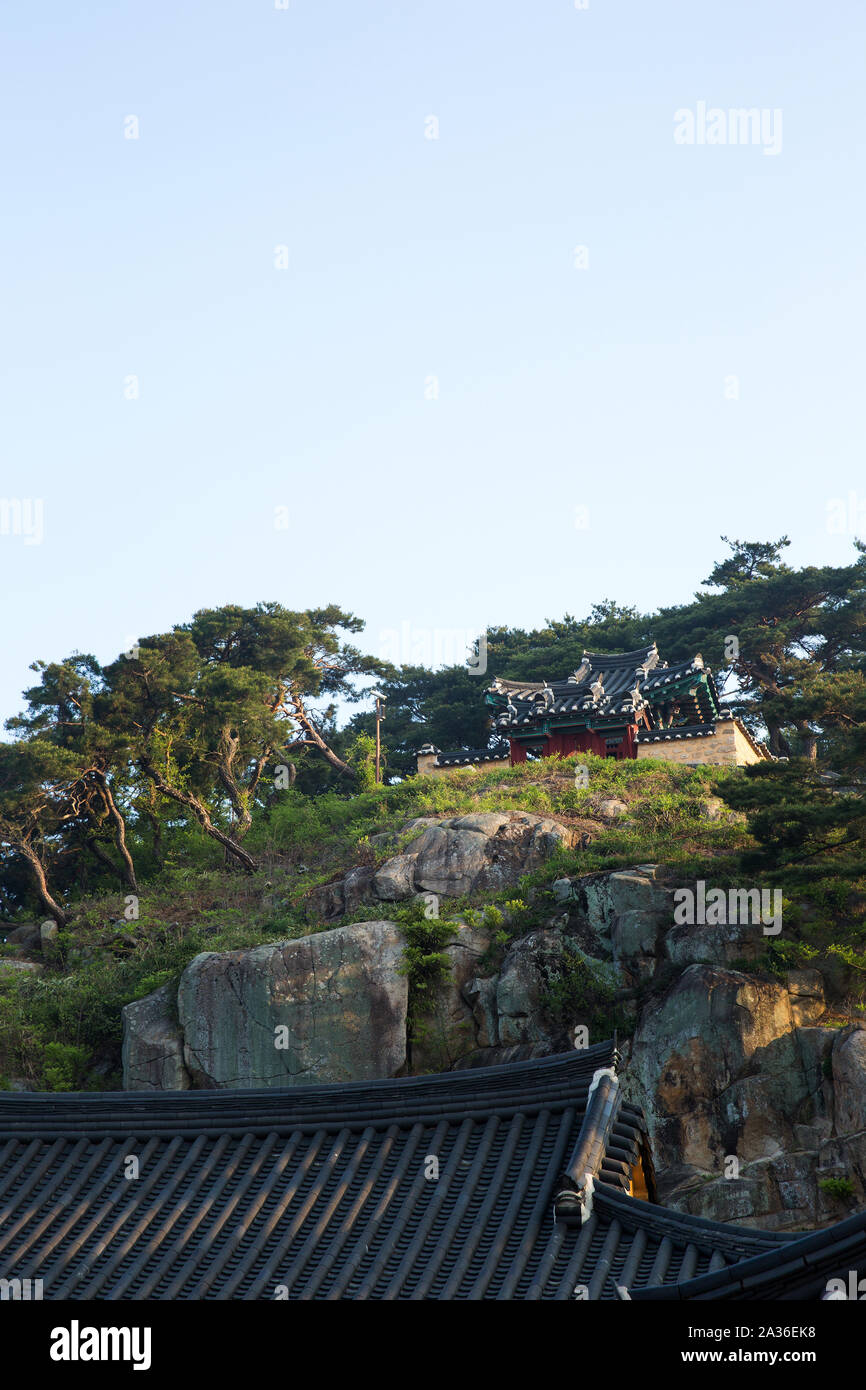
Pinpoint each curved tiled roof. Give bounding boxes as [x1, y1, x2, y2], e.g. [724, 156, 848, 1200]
[640, 655, 705, 691]
[579, 644, 660, 670]
[633, 1204, 866, 1301]
[1, 1046, 860, 1300]
[487, 647, 723, 735]
[432, 742, 510, 768]
[0, 1045, 643, 1301]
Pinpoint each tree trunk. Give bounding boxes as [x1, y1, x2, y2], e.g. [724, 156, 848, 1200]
[139, 756, 257, 873]
[217, 757, 252, 841]
[796, 722, 819, 760]
[767, 721, 793, 758]
[290, 696, 356, 780]
[87, 836, 122, 880]
[215, 731, 272, 843]
[94, 772, 138, 891]
[15, 837, 67, 927]
[142, 807, 164, 869]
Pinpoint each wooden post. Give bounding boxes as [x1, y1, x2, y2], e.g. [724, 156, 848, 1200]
[374, 693, 386, 785]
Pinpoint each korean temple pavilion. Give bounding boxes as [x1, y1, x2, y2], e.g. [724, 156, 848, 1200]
[417, 642, 770, 775]
[2, 1043, 863, 1300]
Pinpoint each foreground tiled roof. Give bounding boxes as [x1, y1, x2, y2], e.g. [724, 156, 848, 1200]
[633, 1206, 866, 1300]
[1, 1047, 863, 1300]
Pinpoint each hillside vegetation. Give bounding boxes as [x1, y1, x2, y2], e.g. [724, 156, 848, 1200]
[2, 752, 864, 1091]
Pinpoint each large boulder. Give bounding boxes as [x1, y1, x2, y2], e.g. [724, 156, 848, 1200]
[495, 930, 565, 1048]
[664, 917, 763, 969]
[401, 812, 576, 899]
[122, 984, 190, 1091]
[40, 920, 60, 960]
[627, 964, 837, 1228]
[408, 824, 493, 897]
[304, 879, 346, 922]
[1, 922, 42, 948]
[833, 1026, 866, 1134]
[342, 866, 376, 915]
[630, 965, 826, 1168]
[563, 869, 675, 983]
[0, 958, 44, 976]
[372, 854, 417, 901]
[321, 812, 580, 911]
[177, 920, 408, 1089]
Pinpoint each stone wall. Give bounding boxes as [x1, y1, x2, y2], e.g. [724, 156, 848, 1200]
[636, 718, 767, 767]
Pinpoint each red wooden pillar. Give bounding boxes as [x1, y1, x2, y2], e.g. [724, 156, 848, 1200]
[620, 724, 638, 759]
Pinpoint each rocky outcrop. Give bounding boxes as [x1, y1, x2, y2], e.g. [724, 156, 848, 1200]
[554, 865, 784, 982]
[539, 868, 866, 1231]
[833, 1027, 866, 1134]
[491, 931, 616, 1048]
[117, 852, 866, 1236]
[0, 958, 44, 977]
[625, 965, 866, 1231]
[0, 920, 50, 975]
[121, 914, 600, 1090]
[629, 965, 826, 1174]
[1, 922, 42, 949]
[119, 861, 777, 1091]
[309, 812, 579, 920]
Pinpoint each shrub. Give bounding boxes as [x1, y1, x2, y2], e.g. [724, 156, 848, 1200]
[42, 1042, 91, 1092]
[395, 900, 462, 1036]
[540, 942, 625, 1040]
[819, 1177, 856, 1201]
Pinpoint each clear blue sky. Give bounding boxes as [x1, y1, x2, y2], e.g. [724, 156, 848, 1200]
[2, 0, 864, 725]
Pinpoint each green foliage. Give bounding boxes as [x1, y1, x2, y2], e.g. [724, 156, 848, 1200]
[744, 938, 821, 979]
[344, 731, 379, 792]
[1, 600, 392, 917]
[407, 1013, 473, 1074]
[827, 943, 866, 976]
[131, 970, 178, 1000]
[819, 1177, 856, 1201]
[343, 664, 493, 779]
[720, 763, 866, 876]
[540, 941, 625, 1040]
[397, 899, 456, 1025]
[42, 1042, 91, 1092]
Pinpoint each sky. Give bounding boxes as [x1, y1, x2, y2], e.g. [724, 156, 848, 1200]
[1, 0, 865, 726]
